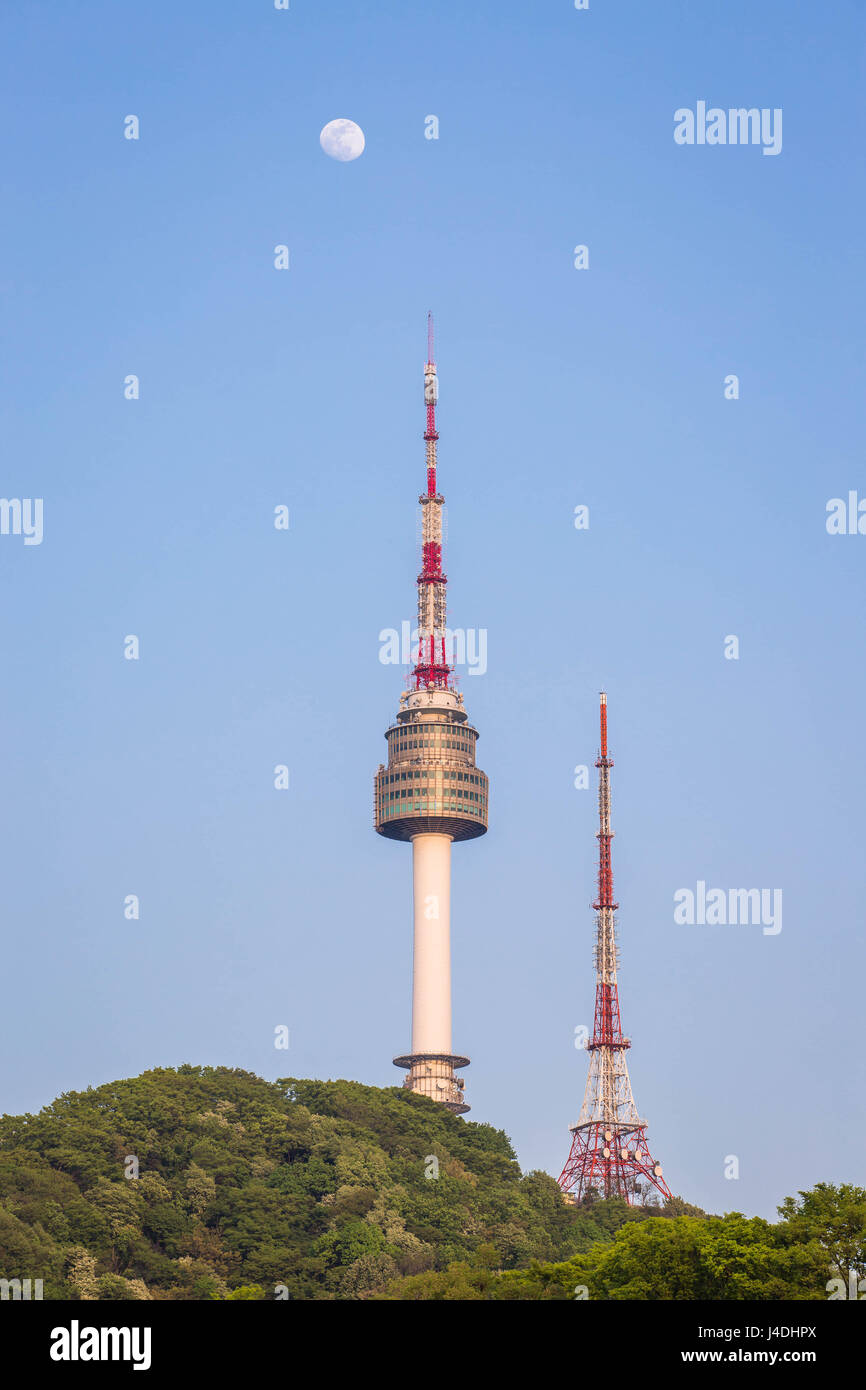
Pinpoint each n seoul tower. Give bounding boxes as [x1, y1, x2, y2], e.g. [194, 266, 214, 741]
[374, 316, 488, 1114]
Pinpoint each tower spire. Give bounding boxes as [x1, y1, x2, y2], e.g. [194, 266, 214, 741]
[414, 313, 450, 690]
[558, 693, 671, 1204]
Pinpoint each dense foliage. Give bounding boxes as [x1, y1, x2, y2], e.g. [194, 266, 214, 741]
[0, 1066, 859, 1300]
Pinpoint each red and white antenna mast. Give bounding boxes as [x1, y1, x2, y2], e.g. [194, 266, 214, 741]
[558, 693, 672, 1205]
[413, 312, 451, 690]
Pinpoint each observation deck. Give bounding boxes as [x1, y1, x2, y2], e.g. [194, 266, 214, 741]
[374, 687, 489, 842]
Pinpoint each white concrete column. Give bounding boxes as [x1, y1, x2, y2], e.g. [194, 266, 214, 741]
[410, 833, 452, 1055]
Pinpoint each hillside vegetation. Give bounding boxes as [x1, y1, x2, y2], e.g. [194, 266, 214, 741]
[0, 1066, 859, 1300]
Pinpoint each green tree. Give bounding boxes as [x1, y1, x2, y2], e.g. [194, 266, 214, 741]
[778, 1183, 866, 1283]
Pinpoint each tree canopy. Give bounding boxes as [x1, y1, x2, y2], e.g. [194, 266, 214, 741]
[0, 1066, 857, 1300]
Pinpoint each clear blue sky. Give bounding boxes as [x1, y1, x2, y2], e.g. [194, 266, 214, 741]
[1, 0, 863, 1219]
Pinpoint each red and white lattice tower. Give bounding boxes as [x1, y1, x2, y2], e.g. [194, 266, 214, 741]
[558, 693, 671, 1204]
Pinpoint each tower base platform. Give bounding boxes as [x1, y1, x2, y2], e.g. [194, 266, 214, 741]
[393, 1052, 470, 1114]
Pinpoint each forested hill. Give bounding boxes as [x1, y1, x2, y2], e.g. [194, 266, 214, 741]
[0, 1065, 596, 1299]
[0, 1066, 858, 1300]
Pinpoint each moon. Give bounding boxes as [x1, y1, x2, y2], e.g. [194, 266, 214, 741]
[319, 118, 365, 162]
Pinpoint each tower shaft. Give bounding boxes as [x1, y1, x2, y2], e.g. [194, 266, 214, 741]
[559, 694, 671, 1204]
[410, 832, 452, 1054]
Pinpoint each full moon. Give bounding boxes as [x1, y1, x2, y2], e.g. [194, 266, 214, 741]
[319, 118, 365, 162]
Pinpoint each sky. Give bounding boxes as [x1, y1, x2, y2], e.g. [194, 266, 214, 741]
[0, 0, 863, 1220]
